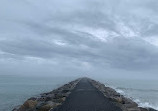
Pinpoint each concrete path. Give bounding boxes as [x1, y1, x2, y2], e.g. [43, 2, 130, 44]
[52, 78, 122, 111]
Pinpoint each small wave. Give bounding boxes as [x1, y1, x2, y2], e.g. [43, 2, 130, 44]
[117, 89, 158, 110]
[105, 84, 158, 110]
[116, 89, 125, 95]
[117, 87, 158, 92]
[134, 99, 158, 110]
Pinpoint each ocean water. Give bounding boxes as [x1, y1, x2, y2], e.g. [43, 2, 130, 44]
[97, 78, 158, 110]
[0, 75, 77, 111]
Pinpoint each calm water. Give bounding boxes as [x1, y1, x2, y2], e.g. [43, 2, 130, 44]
[0, 75, 158, 111]
[0, 75, 77, 111]
[97, 78, 158, 110]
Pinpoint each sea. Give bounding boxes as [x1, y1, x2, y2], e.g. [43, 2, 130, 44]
[0, 75, 158, 111]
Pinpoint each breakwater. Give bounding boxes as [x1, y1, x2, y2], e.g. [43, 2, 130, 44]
[13, 78, 157, 111]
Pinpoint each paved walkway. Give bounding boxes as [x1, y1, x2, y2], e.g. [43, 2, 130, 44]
[52, 78, 122, 111]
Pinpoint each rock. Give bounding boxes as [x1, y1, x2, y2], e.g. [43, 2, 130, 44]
[140, 107, 148, 111]
[39, 93, 54, 102]
[37, 97, 46, 101]
[124, 103, 138, 108]
[139, 107, 157, 111]
[37, 101, 61, 111]
[35, 102, 46, 110]
[23, 100, 37, 109]
[115, 97, 123, 103]
[127, 107, 141, 111]
[60, 97, 66, 102]
[148, 108, 157, 111]
[45, 96, 52, 101]
[124, 98, 132, 104]
[109, 97, 123, 103]
[18, 105, 27, 111]
[37, 105, 52, 111]
[61, 92, 71, 97]
[53, 97, 66, 103]
[62, 89, 70, 93]
[53, 93, 64, 99]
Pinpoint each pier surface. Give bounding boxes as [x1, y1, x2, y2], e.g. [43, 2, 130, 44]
[52, 78, 122, 111]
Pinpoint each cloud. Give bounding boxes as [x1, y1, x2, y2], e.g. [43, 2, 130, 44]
[0, 0, 158, 78]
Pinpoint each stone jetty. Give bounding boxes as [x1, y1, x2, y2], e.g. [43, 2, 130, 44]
[13, 78, 157, 111]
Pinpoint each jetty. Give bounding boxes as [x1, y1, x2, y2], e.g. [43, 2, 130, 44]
[52, 78, 121, 111]
[13, 78, 157, 111]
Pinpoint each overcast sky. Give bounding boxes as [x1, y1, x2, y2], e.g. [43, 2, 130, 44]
[0, 0, 158, 79]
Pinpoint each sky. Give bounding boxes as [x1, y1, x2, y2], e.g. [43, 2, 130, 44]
[0, 0, 158, 79]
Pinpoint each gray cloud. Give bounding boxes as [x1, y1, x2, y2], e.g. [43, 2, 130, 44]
[0, 0, 158, 79]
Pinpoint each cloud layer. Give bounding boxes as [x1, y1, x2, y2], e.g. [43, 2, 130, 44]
[0, 0, 158, 79]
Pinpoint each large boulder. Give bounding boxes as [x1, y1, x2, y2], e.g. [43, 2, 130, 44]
[17, 100, 37, 111]
[109, 97, 124, 104]
[37, 101, 61, 111]
[23, 100, 37, 108]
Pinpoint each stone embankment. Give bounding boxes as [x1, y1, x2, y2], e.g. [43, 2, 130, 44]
[13, 78, 81, 111]
[13, 78, 157, 111]
[89, 79, 157, 111]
